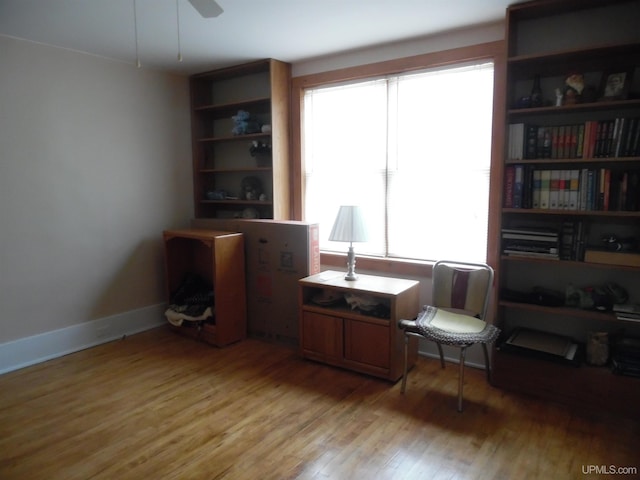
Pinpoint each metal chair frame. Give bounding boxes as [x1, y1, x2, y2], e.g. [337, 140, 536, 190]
[399, 260, 496, 412]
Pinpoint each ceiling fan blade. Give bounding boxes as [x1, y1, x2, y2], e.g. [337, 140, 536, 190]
[188, 0, 223, 18]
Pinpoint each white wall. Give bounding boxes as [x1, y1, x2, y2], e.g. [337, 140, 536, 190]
[292, 21, 504, 76]
[0, 36, 193, 347]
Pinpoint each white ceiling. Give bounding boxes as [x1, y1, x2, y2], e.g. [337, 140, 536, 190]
[0, 0, 520, 74]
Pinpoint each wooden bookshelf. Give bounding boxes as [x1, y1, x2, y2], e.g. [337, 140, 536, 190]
[494, 0, 640, 418]
[189, 59, 291, 220]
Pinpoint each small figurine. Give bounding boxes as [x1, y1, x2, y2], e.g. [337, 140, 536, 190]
[555, 88, 563, 107]
[563, 73, 584, 105]
[232, 110, 262, 135]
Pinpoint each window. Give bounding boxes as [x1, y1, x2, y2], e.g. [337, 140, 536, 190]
[302, 60, 495, 263]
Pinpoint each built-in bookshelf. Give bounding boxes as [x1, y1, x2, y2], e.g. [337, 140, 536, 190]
[493, 0, 640, 419]
[189, 59, 291, 220]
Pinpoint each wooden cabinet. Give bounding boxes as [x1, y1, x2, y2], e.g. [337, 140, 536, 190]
[163, 229, 246, 346]
[493, 0, 640, 419]
[189, 58, 291, 220]
[299, 271, 420, 381]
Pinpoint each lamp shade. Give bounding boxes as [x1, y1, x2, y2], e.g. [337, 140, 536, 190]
[329, 206, 368, 243]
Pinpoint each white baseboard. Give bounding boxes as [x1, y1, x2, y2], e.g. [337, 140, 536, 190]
[0, 304, 166, 375]
[418, 345, 486, 369]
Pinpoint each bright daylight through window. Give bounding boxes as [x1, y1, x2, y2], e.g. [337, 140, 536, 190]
[303, 61, 494, 263]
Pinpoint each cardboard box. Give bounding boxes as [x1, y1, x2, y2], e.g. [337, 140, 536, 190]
[192, 219, 320, 343]
[584, 250, 640, 267]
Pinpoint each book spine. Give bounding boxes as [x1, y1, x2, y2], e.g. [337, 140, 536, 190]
[557, 125, 566, 159]
[576, 123, 585, 158]
[560, 220, 575, 260]
[614, 117, 625, 158]
[525, 125, 538, 159]
[583, 121, 592, 159]
[513, 165, 524, 209]
[523, 164, 534, 209]
[569, 169, 579, 210]
[586, 169, 595, 210]
[579, 168, 588, 211]
[549, 170, 560, 209]
[532, 169, 541, 208]
[539, 170, 551, 209]
[504, 165, 515, 208]
[603, 168, 611, 211]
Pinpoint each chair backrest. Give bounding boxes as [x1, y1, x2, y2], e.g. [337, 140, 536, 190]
[431, 260, 494, 320]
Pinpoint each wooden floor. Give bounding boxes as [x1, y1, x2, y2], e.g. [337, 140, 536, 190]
[0, 327, 638, 480]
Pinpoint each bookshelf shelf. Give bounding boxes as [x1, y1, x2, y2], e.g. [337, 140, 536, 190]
[499, 300, 617, 322]
[502, 208, 640, 217]
[508, 98, 640, 117]
[200, 199, 274, 206]
[200, 167, 273, 174]
[494, 0, 640, 419]
[198, 132, 271, 143]
[505, 156, 640, 165]
[501, 254, 640, 272]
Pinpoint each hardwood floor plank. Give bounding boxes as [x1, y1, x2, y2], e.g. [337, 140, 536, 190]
[0, 326, 638, 479]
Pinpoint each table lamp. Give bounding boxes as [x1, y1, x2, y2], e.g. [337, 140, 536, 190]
[329, 205, 368, 281]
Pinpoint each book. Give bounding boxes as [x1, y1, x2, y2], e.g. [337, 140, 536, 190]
[513, 165, 524, 208]
[575, 123, 585, 158]
[539, 170, 551, 209]
[502, 233, 558, 242]
[524, 124, 538, 159]
[578, 168, 588, 210]
[504, 165, 515, 208]
[616, 314, 640, 323]
[560, 220, 575, 260]
[583, 121, 593, 158]
[560, 169, 569, 209]
[503, 250, 559, 259]
[614, 117, 626, 157]
[584, 250, 640, 267]
[522, 164, 534, 209]
[568, 169, 579, 210]
[532, 169, 542, 208]
[549, 170, 560, 209]
[614, 304, 640, 314]
[508, 123, 524, 161]
[501, 227, 558, 237]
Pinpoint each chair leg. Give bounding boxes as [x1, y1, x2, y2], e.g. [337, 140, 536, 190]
[482, 343, 491, 383]
[401, 333, 409, 394]
[436, 343, 445, 369]
[457, 346, 467, 412]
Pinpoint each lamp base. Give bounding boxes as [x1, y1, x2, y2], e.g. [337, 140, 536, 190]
[344, 245, 357, 281]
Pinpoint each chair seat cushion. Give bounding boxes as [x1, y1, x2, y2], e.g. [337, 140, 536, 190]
[405, 305, 500, 346]
[429, 308, 486, 333]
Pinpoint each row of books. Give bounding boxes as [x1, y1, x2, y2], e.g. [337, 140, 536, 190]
[502, 223, 586, 261]
[508, 117, 640, 160]
[504, 166, 640, 211]
[501, 227, 560, 260]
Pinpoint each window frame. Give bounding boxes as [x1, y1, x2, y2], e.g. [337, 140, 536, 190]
[291, 41, 507, 277]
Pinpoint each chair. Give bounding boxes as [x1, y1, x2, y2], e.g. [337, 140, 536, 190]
[398, 260, 499, 412]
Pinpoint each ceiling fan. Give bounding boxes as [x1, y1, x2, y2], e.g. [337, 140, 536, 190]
[187, 0, 224, 18]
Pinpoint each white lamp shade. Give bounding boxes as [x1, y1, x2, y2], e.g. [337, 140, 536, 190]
[329, 206, 368, 243]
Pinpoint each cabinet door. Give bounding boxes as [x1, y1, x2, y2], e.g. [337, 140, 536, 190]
[344, 319, 389, 370]
[301, 311, 343, 362]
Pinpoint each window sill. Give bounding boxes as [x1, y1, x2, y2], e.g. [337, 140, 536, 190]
[321, 252, 433, 278]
